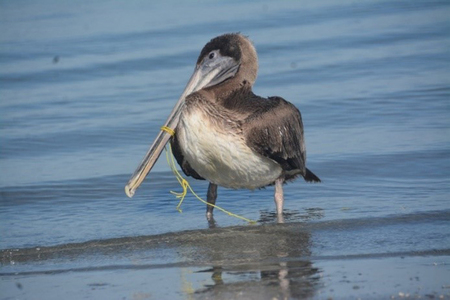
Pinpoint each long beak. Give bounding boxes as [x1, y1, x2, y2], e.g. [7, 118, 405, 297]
[125, 56, 239, 198]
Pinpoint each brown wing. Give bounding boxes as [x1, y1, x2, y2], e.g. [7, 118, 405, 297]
[243, 96, 308, 181]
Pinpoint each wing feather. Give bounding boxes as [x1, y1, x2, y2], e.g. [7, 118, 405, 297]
[243, 96, 307, 180]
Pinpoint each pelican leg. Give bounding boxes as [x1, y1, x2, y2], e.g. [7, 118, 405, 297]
[274, 178, 285, 223]
[206, 182, 218, 219]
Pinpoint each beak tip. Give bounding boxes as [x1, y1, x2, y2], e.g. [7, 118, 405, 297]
[125, 185, 135, 198]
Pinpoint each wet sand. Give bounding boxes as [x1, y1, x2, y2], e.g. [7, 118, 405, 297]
[2, 216, 449, 299]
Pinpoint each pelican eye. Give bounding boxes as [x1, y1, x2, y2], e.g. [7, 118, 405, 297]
[208, 52, 215, 59]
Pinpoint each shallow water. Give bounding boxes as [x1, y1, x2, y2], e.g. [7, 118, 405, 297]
[1, 0, 450, 299]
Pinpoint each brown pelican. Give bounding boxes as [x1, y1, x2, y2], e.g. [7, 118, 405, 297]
[125, 33, 320, 220]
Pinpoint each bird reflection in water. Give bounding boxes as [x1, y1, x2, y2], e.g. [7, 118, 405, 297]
[178, 219, 322, 299]
[194, 229, 320, 299]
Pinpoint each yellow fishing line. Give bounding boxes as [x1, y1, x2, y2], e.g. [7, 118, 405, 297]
[161, 126, 256, 224]
[161, 126, 175, 136]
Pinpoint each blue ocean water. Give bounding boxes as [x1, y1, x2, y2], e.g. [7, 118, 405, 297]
[1, 0, 449, 248]
[1, 1, 450, 298]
